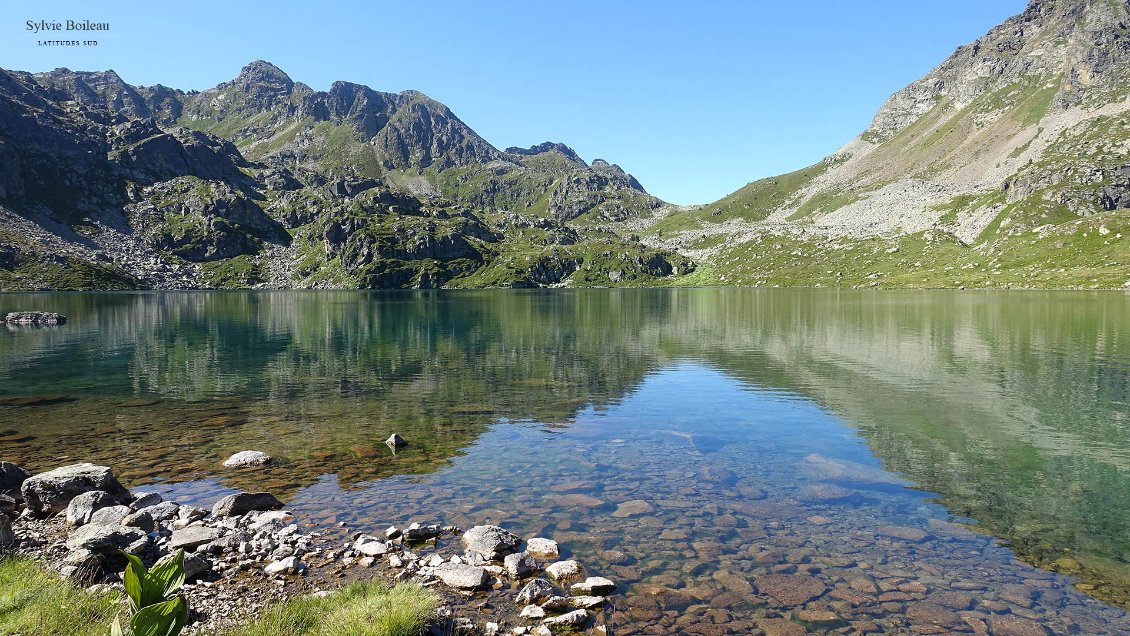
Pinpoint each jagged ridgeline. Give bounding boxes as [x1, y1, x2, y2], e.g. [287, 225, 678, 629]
[648, 0, 1130, 290]
[0, 61, 692, 290]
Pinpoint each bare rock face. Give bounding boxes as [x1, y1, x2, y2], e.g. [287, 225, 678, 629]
[461, 525, 521, 561]
[21, 463, 130, 515]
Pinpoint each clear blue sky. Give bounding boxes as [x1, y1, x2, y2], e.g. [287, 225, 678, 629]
[5, 1, 1025, 204]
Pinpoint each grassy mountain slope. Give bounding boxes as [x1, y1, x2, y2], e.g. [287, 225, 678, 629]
[651, 0, 1130, 289]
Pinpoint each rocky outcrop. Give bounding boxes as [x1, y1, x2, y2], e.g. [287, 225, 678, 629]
[21, 463, 130, 515]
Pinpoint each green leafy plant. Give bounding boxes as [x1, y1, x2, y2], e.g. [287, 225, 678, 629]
[110, 550, 188, 636]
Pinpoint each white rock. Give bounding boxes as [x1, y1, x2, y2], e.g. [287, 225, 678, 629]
[545, 560, 582, 581]
[569, 595, 605, 609]
[570, 576, 615, 595]
[520, 604, 546, 619]
[543, 609, 588, 630]
[263, 556, 304, 575]
[222, 451, 272, 468]
[526, 537, 559, 559]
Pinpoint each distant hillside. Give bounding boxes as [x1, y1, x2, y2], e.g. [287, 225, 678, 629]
[0, 62, 689, 290]
[648, 0, 1130, 290]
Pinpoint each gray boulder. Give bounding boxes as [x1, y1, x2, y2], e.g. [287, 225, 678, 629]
[22, 463, 130, 515]
[504, 552, 538, 579]
[461, 525, 520, 561]
[0, 462, 30, 497]
[88, 505, 132, 527]
[130, 492, 163, 509]
[516, 578, 557, 605]
[570, 576, 616, 595]
[66, 491, 118, 527]
[435, 563, 489, 590]
[139, 501, 180, 521]
[66, 524, 147, 553]
[183, 553, 211, 580]
[168, 526, 226, 551]
[121, 510, 155, 532]
[402, 522, 441, 541]
[211, 492, 283, 518]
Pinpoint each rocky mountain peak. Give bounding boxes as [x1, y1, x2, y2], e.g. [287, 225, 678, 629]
[236, 60, 294, 89]
[505, 142, 585, 164]
[866, 0, 1130, 142]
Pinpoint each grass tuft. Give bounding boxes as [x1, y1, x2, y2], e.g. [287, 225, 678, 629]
[0, 556, 122, 636]
[227, 582, 438, 636]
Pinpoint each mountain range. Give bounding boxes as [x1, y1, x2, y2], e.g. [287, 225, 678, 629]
[1, 0, 1128, 291]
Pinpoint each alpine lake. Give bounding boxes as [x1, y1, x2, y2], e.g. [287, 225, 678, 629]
[1, 288, 1129, 634]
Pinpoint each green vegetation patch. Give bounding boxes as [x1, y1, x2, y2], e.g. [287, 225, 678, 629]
[225, 582, 437, 636]
[202, 254, 265, 288]
[0, 556, 121, 636]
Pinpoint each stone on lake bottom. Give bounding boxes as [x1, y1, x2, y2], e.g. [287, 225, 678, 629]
[757, 573, 827, 606]
[611, 499, 654, 517]
[221, 451, 271, 468]
[877, 525, 930, 542]
[795, 483, 855, 503]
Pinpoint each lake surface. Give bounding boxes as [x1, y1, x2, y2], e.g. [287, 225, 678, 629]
[2, 289, 1129, 634]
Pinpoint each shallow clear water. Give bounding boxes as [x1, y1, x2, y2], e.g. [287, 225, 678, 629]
[2, 289, 1129, 633]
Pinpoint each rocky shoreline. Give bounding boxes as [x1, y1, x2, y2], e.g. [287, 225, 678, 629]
[0, 460, 616, 635]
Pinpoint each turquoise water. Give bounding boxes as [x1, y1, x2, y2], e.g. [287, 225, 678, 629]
[2, 289, 1129, 633]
